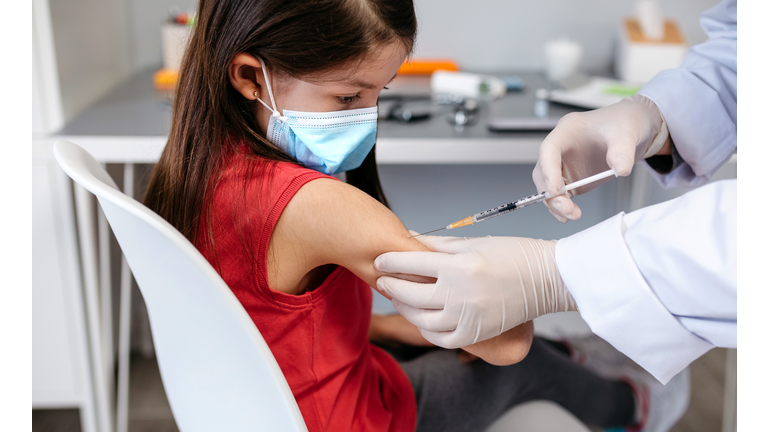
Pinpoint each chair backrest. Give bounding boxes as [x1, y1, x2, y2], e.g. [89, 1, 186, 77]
[54, 140, 307, 432]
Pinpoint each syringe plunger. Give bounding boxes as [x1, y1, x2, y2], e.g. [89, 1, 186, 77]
[418, 169, 618, 237]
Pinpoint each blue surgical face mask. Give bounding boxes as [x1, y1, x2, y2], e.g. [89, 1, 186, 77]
[254, 56, 378, 175]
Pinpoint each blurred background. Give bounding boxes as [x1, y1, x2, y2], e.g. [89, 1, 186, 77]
[34, 0, 719, 132]
[32, 0, 735, 431]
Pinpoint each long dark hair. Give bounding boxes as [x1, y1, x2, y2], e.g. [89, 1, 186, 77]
[144, 0, 416, 249]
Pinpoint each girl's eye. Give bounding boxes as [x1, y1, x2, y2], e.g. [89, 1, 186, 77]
[338, 94, 361, 105]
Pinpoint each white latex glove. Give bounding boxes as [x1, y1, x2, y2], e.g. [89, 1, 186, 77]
[374, 235, 578, 349]
[533, 94, 669, 223]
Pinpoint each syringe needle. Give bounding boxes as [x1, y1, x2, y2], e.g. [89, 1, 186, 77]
[409, 227, 447, 238]
[413, 169, 619, 237]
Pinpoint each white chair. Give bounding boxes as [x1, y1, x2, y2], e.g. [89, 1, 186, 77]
[54, 140, 308, 432]
[55, 139, 591, 432]
[484, 401, 591, 432]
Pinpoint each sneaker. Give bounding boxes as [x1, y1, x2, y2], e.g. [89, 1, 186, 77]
[623, 367, 690, 432]
[559, 334, 639, 379]
[560, 334, 690, 432]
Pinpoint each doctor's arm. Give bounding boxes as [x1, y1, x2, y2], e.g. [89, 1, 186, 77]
[557, 179, 735, 383]
[532, 0, 736, 222]
[375, 180, 735, 383]
[637, 0, 737, 188]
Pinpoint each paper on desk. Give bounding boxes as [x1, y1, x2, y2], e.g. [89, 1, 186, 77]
[548, 77, 642, 109]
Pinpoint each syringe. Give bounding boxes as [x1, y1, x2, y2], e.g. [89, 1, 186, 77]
[414, 169, 617, 237]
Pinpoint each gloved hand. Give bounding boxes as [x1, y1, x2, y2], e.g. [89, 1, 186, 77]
[374, 234, 578, 349]
[533, 94, 669, 223]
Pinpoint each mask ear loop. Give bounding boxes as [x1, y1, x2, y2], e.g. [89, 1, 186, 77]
[254, 55, 281, 118]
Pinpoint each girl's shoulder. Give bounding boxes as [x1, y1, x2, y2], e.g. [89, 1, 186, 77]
[269, 170, 429, 294]
[224, 147, 332, 182]
[218, 143, 428, 296]
[217, 149, 335, 205]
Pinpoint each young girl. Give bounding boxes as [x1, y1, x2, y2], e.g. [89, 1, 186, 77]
[145, 1, 648, 431]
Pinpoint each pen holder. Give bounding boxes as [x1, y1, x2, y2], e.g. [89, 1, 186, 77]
[162, 23, 194, 70]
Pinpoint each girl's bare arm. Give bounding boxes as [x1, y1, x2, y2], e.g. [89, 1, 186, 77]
[269, 178, 532, 365]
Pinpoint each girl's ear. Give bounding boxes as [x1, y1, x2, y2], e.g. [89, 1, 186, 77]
[228, 53, 265, 100]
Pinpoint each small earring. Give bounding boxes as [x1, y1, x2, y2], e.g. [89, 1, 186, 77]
[253, 91, 260, 98]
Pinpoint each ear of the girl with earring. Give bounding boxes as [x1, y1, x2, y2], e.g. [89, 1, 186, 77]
[227, 53, 264, 100]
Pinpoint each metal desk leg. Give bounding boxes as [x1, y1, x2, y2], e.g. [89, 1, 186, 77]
[116, 164, 135, 432]
[98, 205, 115, 412]
[722, 348, 737, 432]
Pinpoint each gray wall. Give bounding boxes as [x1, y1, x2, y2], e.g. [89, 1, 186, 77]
[45, 0, 720, 122]
[121, 0, 721, 74]
[48, 0, 133, 123]
[412, 0, 721, 74]
[126, 0, 197, 72]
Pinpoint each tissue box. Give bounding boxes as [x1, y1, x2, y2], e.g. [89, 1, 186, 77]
[616, 18, 687, 83]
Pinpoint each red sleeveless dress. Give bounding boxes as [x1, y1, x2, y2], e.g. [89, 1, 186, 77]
[196, 150, 416, 432]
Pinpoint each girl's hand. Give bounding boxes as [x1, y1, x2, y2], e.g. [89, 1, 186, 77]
[460, 321, 534, 366]
[368, 314, 524, 365]
[369, 314, 435, 348]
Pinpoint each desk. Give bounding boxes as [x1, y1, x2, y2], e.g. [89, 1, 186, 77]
[35, 69, 583, 164]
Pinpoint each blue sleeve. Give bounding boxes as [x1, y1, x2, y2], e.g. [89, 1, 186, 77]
[638, 0, 737, 188]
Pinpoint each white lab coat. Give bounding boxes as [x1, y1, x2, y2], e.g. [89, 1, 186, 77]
[555, 0, 737, 385]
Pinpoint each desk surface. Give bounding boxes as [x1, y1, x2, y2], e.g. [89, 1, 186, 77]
[46, 68, 585, 164]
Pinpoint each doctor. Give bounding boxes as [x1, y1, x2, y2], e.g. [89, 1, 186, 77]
[374, 0, 736, 384]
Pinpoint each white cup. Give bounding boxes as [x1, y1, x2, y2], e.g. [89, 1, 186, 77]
[544, 37, 583, 82]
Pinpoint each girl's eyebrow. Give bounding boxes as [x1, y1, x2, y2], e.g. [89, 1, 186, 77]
[346, 73, 398, 90]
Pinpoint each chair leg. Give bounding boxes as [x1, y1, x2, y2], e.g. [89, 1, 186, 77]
[116, 256, 133, 432]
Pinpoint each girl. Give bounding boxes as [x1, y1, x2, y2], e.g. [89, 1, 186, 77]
[145, 1, 646, 431]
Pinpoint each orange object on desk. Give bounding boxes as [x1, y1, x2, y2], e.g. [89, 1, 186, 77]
[397, 58, 459, 74]
[153, 68, 179, 90]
